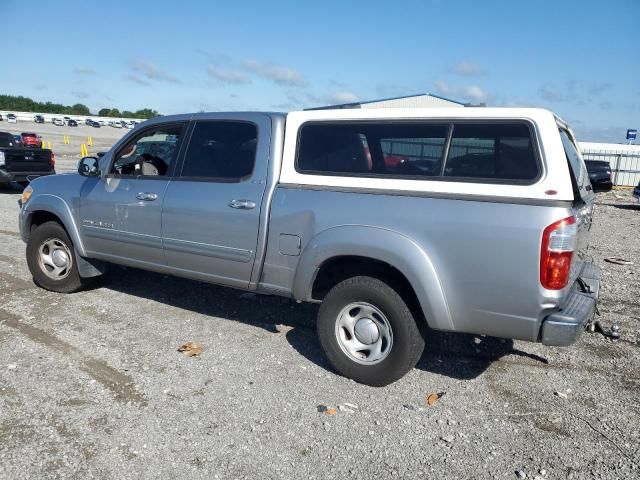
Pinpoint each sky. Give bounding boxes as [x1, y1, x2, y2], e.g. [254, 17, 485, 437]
[0, 0, 638, 142]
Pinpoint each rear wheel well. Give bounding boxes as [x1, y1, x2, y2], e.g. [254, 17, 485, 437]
[311, 256, 424, 323]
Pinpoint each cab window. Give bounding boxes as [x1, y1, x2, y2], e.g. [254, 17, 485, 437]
[111, 124, 184, 177]
[179, 121, 257, 180]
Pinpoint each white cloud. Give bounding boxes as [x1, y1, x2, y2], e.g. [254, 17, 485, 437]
[242, 59, 308, 87]
[539, 84, 565, 102]
[326, 91, 359, 104]
[434, 80, 488, 103]
[450, 61, 482, 76]
[130, 58, 179, 83]
[75, 66, 96, 75]
[125, 74, 151, 86]
[207, 65, 251, 85]
[589, 82, 612, 96]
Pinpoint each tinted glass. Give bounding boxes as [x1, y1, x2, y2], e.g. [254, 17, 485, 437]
[559, 129, 592, 199]
[181, 121, 257, 179]
[111, 124, 184, 176]
[444, 123, 538, 181]
[297, 123, 448, 177]
[0, 132, 15, 147]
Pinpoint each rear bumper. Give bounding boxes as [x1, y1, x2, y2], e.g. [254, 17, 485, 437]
[540, 263, 600, 346]
[0, 169, 55, 183]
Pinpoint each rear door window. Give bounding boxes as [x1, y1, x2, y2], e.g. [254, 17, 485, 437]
[559, 129, 592, 201]
[444, 123, 539, 182]
[180, 121, 257, 180]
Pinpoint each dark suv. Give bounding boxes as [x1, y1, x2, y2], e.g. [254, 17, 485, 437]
[585, 160, 613, 192]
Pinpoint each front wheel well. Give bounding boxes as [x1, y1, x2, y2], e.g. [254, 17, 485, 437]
[29, 210, 64, 232]
[311, 255, 424, 323]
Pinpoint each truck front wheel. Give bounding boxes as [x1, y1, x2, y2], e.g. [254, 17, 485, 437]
[317, 276, 425, 386]
[26, 221, 90, 293]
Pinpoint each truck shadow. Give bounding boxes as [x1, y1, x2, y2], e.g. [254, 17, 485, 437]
[99, 266, 547, 382]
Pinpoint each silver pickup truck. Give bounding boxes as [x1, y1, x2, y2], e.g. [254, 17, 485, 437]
[18, 108, 599, 386]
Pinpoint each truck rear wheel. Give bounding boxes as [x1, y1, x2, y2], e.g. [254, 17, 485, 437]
[26, 221, 90, 293]
[317, 276, 425, 386]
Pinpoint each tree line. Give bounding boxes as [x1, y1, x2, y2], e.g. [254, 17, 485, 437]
[0, 94, 159, 119]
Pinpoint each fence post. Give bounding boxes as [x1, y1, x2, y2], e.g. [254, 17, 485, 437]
[613, 154, 622, 186]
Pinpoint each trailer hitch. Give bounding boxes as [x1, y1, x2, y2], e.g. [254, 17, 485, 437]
[587, 305, 620, 340]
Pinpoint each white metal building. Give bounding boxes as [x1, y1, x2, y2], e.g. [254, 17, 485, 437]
[579, 142, 640, 186]
[308, 93, 466, 110]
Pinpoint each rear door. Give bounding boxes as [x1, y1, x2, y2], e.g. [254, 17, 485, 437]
[558, 127, 595, 284]
[161, 115, 270, 288]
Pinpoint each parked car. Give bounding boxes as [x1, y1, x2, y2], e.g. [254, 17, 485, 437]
[68, 119, 78, 127]
[85, 119, 93, 126]
[21, 132, 42, 148]
[91, 121, 101, 128]
[7, 114, 17, 123]
[585, 160, 613, 192]
[0, 114, 3, 121]
[53, 118, 64, 126]
[34, 115, 45, 124]
[17, 108, 599, 386]
[633, 181, 640, 202]
[0, 131, 55, 187]
[63, 116, 71, 125]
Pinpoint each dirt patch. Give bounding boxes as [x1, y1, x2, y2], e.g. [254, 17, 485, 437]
[0, 308, 147, 406]
[0, 421, 35, 445]
[0, 229, 21, 238]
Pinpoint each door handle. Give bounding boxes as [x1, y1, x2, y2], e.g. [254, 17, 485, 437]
[228, 199, 256, 210]
[136, 192, 158, 201]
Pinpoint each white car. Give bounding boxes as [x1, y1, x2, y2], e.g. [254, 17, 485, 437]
[53, 118, 64, 126]
[7, 114, 17, 123]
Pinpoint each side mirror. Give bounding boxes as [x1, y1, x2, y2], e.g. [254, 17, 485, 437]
[78, 156, 100, 177]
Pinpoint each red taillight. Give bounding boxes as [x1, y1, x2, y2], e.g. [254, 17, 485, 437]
[50, 153, 55, 168]
[540, 216, 577, 290]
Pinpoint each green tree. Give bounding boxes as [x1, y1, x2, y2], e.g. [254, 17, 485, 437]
[98, 108, 111, 116]
[71, 103, 90, 115]
[108, 108, 121, 117]
[134, 108, 160, 119]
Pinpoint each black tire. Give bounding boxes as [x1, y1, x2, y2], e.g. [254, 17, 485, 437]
[317, 276, 425, 386]
[26, 221, 90, 293]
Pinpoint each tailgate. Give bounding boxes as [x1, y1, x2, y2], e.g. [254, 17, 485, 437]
[2, 148, 53, 173]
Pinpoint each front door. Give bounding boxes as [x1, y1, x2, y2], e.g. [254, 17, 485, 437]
[80, 122, 187, 266]
[161, 117, 270, 288]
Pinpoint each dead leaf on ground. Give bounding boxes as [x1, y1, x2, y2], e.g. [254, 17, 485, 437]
[426, 392, 446, 406]
[177, 342, 203, 357]
[317, 405, 337, 415]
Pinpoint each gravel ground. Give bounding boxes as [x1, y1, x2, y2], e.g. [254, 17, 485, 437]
[0, 120, 127, 173]
[0, 186, 638, 479]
